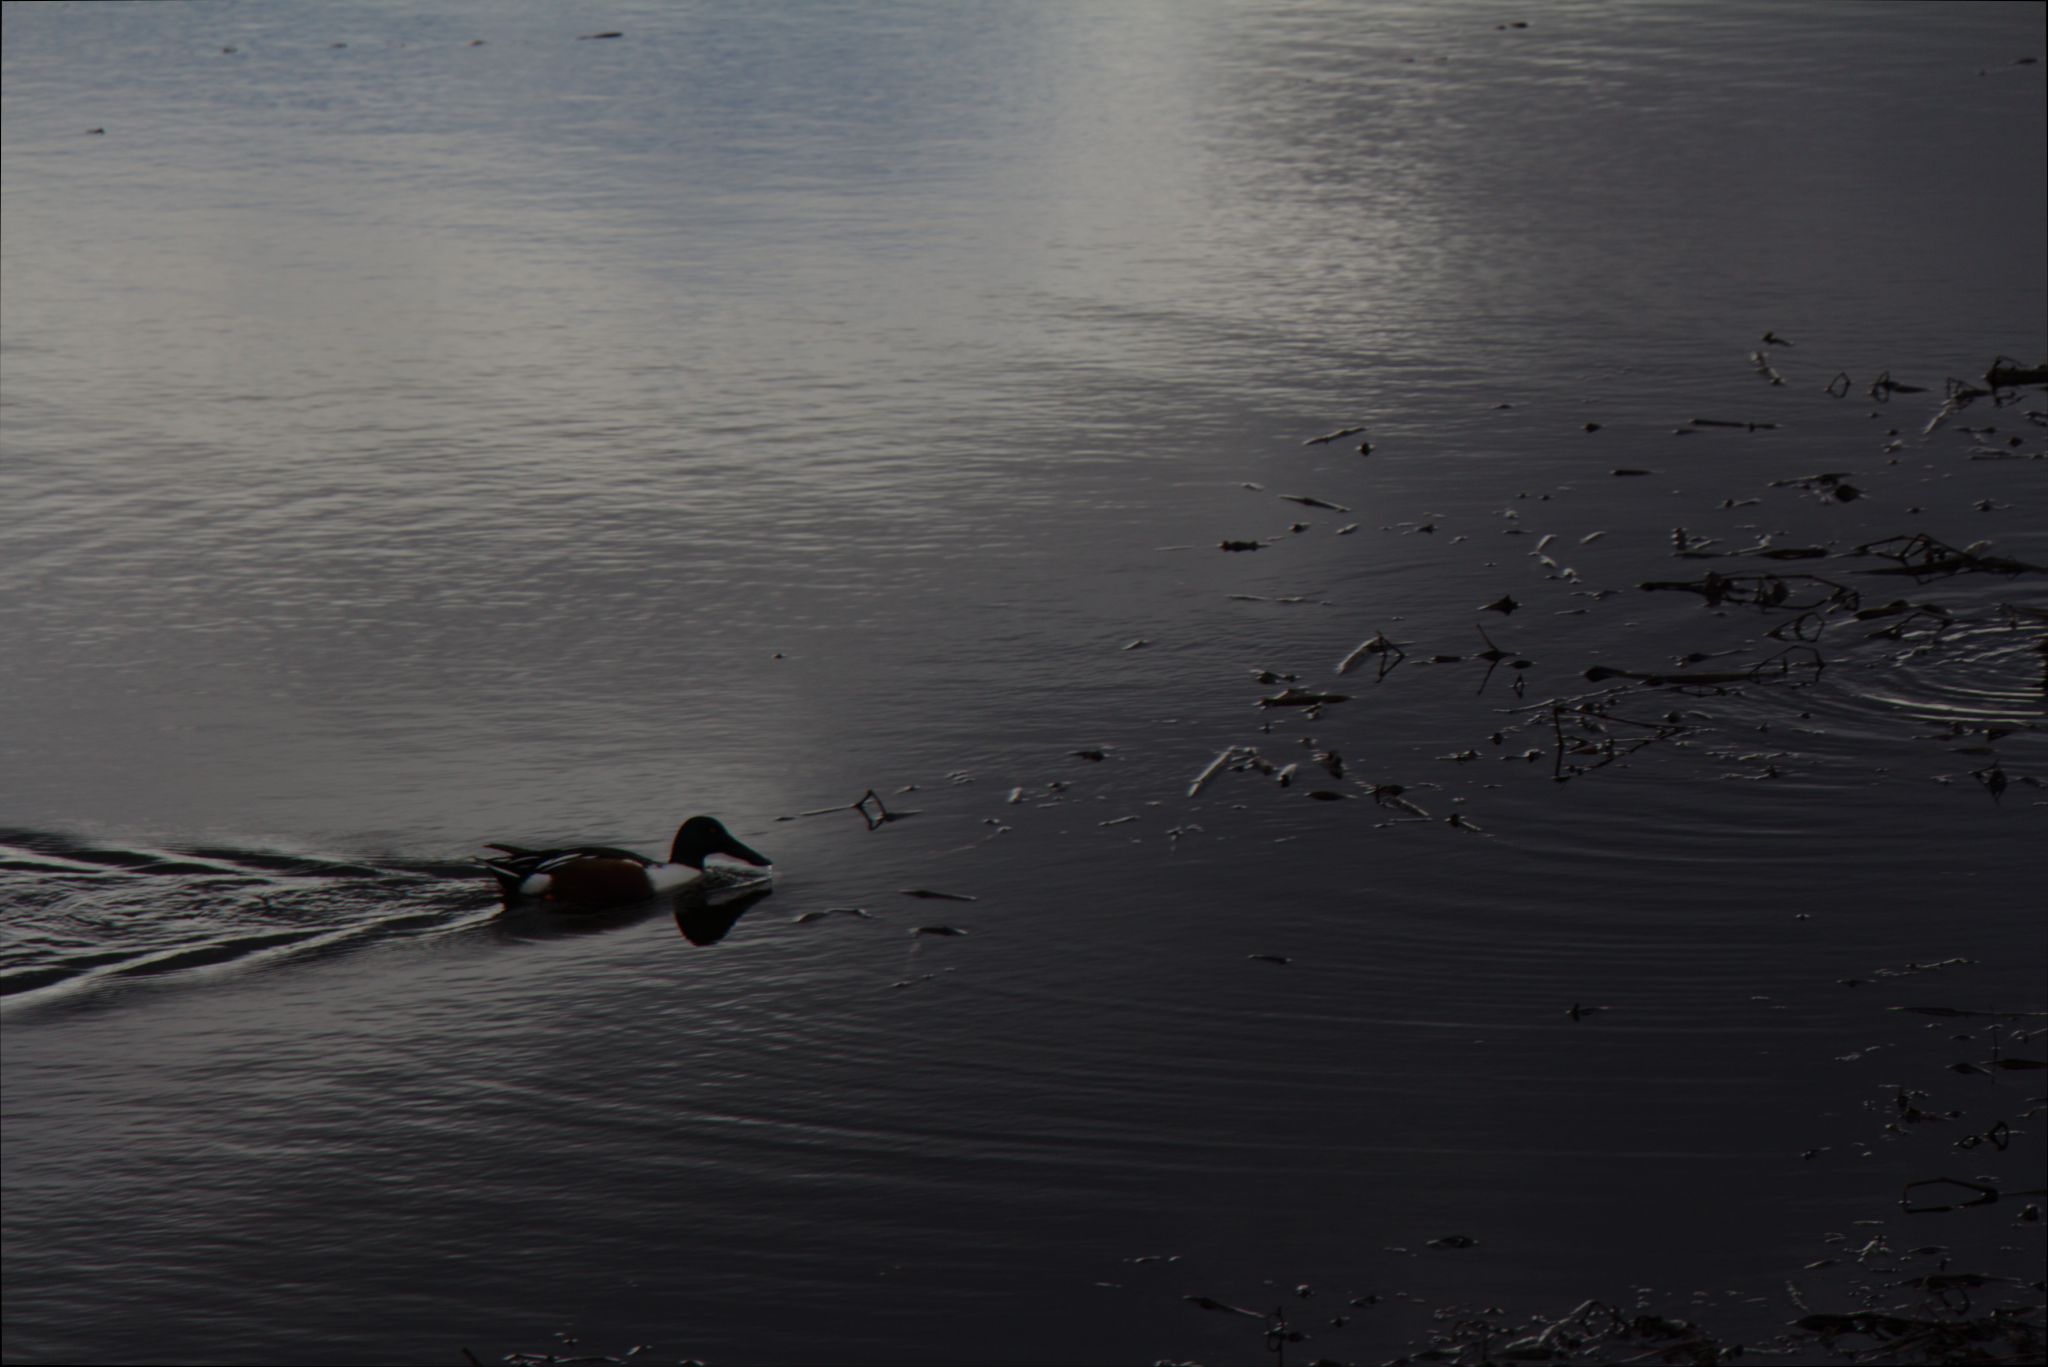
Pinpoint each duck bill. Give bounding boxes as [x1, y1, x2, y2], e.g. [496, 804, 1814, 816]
[718, 833, 772, 867]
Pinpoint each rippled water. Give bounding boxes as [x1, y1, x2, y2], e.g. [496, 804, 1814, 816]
[4, 2, 2044, 1363]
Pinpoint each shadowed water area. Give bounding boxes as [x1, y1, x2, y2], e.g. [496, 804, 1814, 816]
[3, 2, 2044, 1364]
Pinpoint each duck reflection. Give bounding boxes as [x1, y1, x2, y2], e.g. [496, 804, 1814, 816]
[672, 881, 775, 946]
[488, 877, 774, 947]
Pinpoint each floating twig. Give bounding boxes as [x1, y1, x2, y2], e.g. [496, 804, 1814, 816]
[1258, 687, 1350, 708]
[1335, 630, 1405, 680]
[1869, 370, 1928, 401]
[788, 788, 918, 830]
[1984, 355, 2048, 389]
[1302, 425, 1368, 446]
[1278, 494, 1349, 512]
[1853, 533, 2046, 579]
[1188, 746, 1242, 798]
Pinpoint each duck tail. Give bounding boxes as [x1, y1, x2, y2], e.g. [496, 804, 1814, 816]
[478, 855, 533, 900]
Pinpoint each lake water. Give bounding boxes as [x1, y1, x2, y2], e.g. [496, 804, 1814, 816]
[3, 2, 2043, 1363]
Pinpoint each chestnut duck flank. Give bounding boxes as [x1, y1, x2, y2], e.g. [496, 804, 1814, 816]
[481, 816, 771, 908]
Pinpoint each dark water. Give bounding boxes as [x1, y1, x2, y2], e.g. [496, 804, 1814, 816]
[3, 3, 2044, 1363]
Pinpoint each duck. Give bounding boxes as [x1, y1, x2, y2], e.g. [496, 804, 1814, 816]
[481, 815, 771, 909]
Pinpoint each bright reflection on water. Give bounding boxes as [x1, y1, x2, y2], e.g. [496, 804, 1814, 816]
[3, 2, 2044, 1363]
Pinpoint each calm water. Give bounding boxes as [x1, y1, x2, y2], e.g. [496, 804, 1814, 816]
[4, 2, 2044, 1363]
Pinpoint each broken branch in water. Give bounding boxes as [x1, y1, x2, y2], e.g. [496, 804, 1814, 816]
[1335, 630, 1405, 680]
[1984, 355, 2048, 389]
[1687, 416, 1780, 431]
[1900, 1176, 2001, 1213]
[1301, 424, 1367, 446]
[1869, 370, 1928, 401]
[1853, 533, 2046, 580]
[1513, 684, 1698, 782]
[1584, 643, 1824, 691]
[1638, 570, 1859, 613]
[788, 788, 917, 830]
[1257, 686, 1350, 708]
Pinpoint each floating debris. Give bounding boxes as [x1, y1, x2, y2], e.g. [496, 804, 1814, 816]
[911, 925, 968, 937]
[1688, 416, 1778, 431]
[1303, 424, 1368, 446]
[1966, 762, 2010, 803]
[1279, 494, 1349, 512]
[1188, 746, 1243, 798]
[788, 788, 917, 830]
[793, 907, 873, 924]
[1854, 533, 2045, 579]
[1519, 686, 1698, 782]
[900, 889, 977, 902]
[1638, 570, 1855, 612]
[1984, 355, 2048, 389]
[1900, 1177, 2000, 1213]
[1258, 687, 1350, 708]
[1772, 470, 1862, 503]
[1480, 594, 1519, 615]
[1248, 954, 1291, 966]
[1584, 645, 1822, 689]
[1219, 539, 1262, 552]
[1336, 630, 1406, 680]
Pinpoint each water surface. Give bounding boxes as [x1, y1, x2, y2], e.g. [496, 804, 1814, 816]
[4, 2, 2044, 1363]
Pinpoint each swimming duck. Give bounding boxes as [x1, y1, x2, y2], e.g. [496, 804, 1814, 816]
[481, 816, 771, 908]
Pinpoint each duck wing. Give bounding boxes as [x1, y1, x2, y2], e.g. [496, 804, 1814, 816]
[478, 842, 656, 898]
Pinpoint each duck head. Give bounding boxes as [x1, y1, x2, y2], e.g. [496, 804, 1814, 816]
[669, 816, 771, 871]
